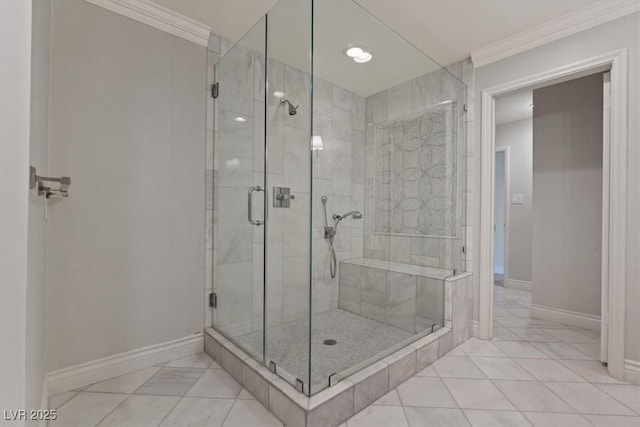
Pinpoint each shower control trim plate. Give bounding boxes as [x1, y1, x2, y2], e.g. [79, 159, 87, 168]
[324, 226, 335, 239]
[273, 186, 294, 208]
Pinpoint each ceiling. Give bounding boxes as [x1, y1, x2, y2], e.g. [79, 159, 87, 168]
[152, 0, 604, 95]
[496, 90, 533, 125]
[229, 0, 443, 97]
[152, 0, 604, 65]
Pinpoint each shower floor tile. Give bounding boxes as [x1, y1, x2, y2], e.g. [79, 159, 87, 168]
[234, 309, 416, 393]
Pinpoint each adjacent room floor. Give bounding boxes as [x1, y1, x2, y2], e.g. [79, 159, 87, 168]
[49, 286, 639, 426]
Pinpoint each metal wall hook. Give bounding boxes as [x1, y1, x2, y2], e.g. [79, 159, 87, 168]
[30, 166, 71, 199]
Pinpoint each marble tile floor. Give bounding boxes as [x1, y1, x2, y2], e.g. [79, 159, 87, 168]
[49, 352, 283, 427]
[49, 287, 639, 426]
[342, 286, 639, 426]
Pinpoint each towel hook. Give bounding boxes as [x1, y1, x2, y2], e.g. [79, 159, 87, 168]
[29, 166, 71, 199]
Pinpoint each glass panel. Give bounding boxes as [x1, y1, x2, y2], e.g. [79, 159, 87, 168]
[210, 0, 468, 398]
[310, 0, 467, 394]
[212, 16, 267, 364]
[263, 0, 313, 394]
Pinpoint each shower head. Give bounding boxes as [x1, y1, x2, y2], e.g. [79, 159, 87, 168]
[280, 98, 299, 116]
[333, 211, 363, 221]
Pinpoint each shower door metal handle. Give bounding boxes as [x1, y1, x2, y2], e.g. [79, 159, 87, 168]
[248, 186, 264, 226]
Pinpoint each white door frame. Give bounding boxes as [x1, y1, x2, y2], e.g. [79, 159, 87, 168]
[494, 146, 510, 282]
[0, 0, 34, 412]
[478, 49, 628, 380]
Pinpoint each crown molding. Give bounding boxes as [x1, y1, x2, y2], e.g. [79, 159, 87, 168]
[85, 0, 210, 47]
[471, 1, 640, 67]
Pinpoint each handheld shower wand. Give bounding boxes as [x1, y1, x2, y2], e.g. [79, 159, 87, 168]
[321, 196, 363, 278]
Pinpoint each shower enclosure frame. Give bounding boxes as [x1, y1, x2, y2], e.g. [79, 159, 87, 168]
[208, 0, 471, 410]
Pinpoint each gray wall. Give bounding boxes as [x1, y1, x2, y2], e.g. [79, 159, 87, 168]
[531, 74, 603, 317]
[46, 0, 206, 371]
[473, 13, 640, 363]
[27, 0, 51, 412]
[495, 118, 533, 283]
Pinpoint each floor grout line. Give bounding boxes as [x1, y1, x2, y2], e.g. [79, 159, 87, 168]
[89, 393, 130, 427]
[51, 288, 639, 426]
[155, 396, 186, 427]
[218, 398, 239, 427]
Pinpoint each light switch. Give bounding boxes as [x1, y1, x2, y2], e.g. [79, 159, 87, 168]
[511, 193, 524, 204]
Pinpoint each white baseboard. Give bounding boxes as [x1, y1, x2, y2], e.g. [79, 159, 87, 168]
[624, 359, 640, 385]
[472, 320, 479, 337]
[47, 333, 203, 395]
[529, 304, 601, 331]
[504, 278, 532, 292]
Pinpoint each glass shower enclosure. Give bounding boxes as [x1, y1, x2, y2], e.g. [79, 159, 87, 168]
[211, 0, 467, 396]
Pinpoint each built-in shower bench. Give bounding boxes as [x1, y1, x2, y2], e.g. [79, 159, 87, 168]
[340, 257, 453, 279]
[338, 257, 472, 344]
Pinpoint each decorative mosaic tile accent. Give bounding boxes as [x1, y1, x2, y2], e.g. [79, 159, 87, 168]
[373, 103, 457, 238]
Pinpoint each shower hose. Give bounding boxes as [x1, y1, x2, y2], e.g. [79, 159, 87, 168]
[328, 232, 337, 279]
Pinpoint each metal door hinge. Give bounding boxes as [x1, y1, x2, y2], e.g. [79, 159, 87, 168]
[209, 292, 217, 308]
[211, 82, 219, 99]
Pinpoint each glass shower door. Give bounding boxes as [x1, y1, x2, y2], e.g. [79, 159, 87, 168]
[212, 17, 267, 363]
[262, 0, 313, 394]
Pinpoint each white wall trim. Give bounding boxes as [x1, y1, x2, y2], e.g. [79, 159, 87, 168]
[495, 146, 510, 283]
[624, 359, 640, 385]
[472, 320, 479, 337]
[503, 279, 531, 292]
[47, 333, 203, 395]
[39, 383, 49, 427]
[85, 0, 210, 47]
[0, 0, 32, 415]
[530, 303, 601, 331]
[471, 1, 640, 67]
[478, 49, 628, 381]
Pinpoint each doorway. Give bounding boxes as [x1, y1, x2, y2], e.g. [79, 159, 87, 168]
[478, 50, 628, 380]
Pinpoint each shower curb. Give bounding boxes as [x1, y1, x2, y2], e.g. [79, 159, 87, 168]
[205, 326, 453, 426]
[205, 272, 472, 425]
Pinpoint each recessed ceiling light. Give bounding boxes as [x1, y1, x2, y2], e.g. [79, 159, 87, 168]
[354, 51, 372, 63]
[234, 116, 246, 123]
[345, 46, 364, 58]
[273, 91, 285, 98]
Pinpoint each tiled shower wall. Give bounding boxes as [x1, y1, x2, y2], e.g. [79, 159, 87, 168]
[363, 62, 474, 273]
[311, 79, 366, 315]
[206, 33, 366, 334]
